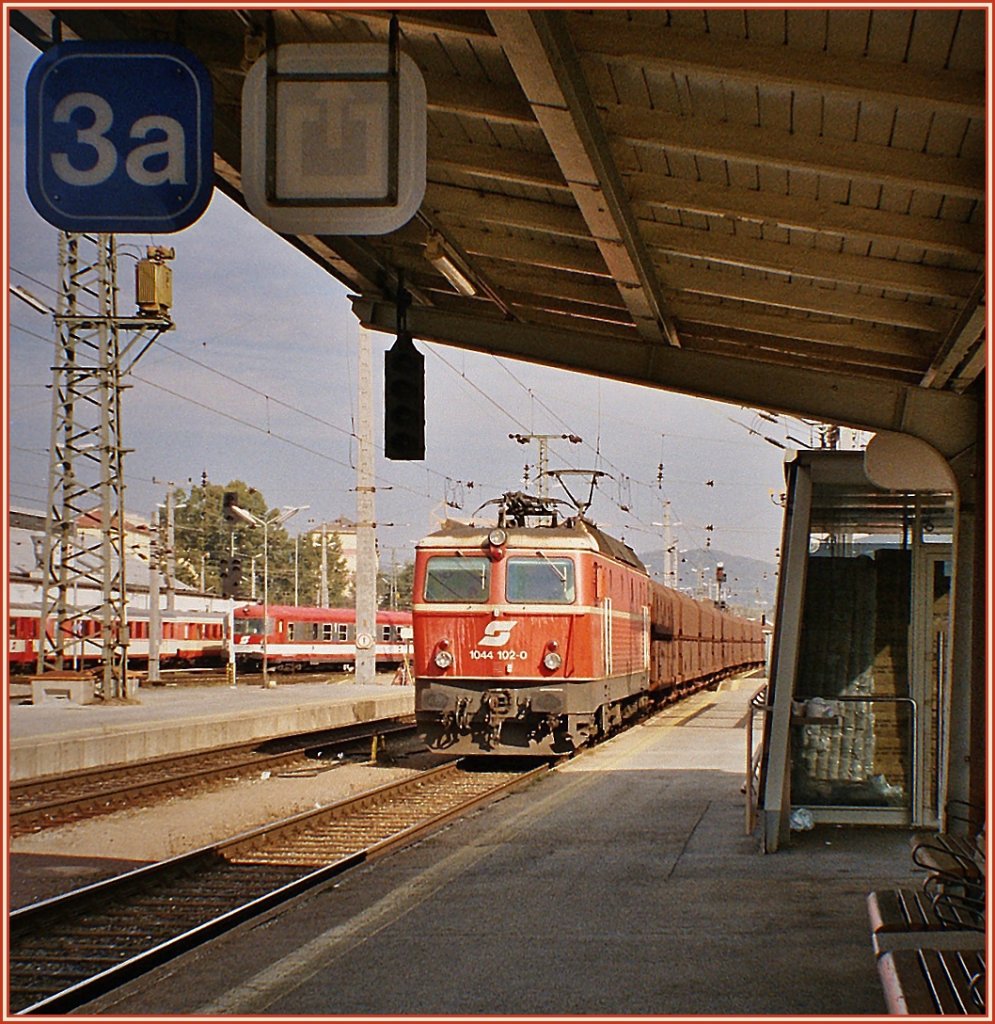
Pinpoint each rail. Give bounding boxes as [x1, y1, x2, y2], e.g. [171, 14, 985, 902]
[10, 718, 415, 836]
[9, 760, 547, 1014]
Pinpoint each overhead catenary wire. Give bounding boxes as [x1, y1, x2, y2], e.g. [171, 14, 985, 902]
[10, 265, 776, 553]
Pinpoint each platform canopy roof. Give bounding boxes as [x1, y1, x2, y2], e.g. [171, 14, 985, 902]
[13, 7, 986, 460]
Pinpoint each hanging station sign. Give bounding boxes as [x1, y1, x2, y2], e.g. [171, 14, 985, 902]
[25, 41, 214, 233]
[241, 43, 427, 235]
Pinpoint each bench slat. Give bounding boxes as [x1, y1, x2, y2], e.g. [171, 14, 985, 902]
[878, 949, 985, 1015]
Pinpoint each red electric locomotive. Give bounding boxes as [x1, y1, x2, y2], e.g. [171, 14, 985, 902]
[412, 492, 764, 755]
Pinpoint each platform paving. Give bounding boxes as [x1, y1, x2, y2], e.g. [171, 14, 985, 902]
[77, 676, 925, 1017]
[7, 678, 414, 781]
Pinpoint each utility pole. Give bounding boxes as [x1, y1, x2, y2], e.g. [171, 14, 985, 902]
[35, 234, 172, 699]
[160, 482, 180, 611]
[662, 500, 678, 589]
[319, 524, 329, 607]
[509, 432, 582, 500]
[653, 458, 679, 591]
[355, 327, 378, 685]
[147, 506, 161, 685]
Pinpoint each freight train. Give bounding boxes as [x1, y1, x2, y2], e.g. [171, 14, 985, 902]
[412, 492, 765, 755]
[232, 604, 412, 671]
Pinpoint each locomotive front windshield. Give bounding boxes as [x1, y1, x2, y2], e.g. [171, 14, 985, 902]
[506, 556, 575, 603]
[424, 556, 491, 602]
[237, 616, 271, 634]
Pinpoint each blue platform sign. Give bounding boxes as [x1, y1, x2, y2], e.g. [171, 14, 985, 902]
[25, 41, 214, 232]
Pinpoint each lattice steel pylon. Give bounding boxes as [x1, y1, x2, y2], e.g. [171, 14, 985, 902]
[35, 232, 173, 699]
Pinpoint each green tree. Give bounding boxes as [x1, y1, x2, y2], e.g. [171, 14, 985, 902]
[377, 560, 415, 610]
[293, 528, 350, 607]
[168, 481, 348, 606]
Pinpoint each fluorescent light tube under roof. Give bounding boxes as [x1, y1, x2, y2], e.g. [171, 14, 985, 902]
[425, 234, 477, 297]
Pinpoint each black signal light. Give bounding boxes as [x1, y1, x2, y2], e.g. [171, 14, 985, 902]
[384, 330, 425, 461]
[222, 491, 239, 524]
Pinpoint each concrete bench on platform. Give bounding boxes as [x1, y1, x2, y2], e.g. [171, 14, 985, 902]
[27, 672, 96, 706]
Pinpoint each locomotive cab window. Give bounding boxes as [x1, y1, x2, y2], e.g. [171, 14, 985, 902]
[424, 556, 491, 602]
[506, 556, 575, 603]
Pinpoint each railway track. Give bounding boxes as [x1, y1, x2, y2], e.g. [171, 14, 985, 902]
[8, 759, 547, 1015]
[9, 718, 415, 837]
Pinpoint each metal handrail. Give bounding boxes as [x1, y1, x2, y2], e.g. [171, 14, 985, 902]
[745, 683, 769, 835]
[746, 689, 919, 833]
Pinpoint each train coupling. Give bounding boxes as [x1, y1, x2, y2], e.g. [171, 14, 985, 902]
[454, 697, 471, 733]
[480, 689, 513, 716]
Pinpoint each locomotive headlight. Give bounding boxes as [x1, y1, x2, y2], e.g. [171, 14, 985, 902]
[487, 527, 507, 562]
[544, 638, 560, 671]
[434, 648, 454, 669]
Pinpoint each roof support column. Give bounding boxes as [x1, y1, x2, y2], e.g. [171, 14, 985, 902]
[946, 418, 986, 826]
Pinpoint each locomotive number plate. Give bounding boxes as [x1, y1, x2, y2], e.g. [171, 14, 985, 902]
[470, 649, 528, 660]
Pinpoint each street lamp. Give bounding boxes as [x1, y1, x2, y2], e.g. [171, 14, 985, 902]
[226, 501, 308, 687]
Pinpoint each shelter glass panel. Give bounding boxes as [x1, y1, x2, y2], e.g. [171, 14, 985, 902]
[791, 489, 951, 813]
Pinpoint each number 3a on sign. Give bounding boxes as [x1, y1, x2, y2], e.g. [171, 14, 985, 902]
[25, 41, 214, 233]
[50, 92, 188, 187]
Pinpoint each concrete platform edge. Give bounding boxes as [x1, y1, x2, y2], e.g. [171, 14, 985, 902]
[9, 689, 413, 781]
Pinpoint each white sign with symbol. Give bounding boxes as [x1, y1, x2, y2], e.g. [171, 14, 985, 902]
[241, 44, 426, 234]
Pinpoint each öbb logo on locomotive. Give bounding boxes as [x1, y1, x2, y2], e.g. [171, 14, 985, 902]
[412, 490, 765, 757]
[477, 620, 519, 647]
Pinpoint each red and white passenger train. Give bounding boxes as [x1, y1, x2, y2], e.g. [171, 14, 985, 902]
[8, 603, 228, 672]
[232, 604, 412, 671]
[412, 492, 765, 756]
[9, 602, 412, 675]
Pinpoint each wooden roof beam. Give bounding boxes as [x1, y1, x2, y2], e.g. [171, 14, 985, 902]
[567, 13, 985, 119]
[607, 107, 985, 201]
[662, 264, 957, 334]
[672, 303, 934, 363]
[489, 10, 680, 346]
[625, 172, 985, 259]
[921, 277, 987, 390]
[428, 142, 569, 192]
[422, 183, 589, 240]
[643, 222, 979, 300]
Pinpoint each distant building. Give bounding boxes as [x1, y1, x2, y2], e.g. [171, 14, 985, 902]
[6, 507, 215, 610]
[310, 518, 379, 587]
[75, 506, 153, 561]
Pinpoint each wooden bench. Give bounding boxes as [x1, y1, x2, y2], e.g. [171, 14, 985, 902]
[877, 949, 985, 1014]
[913, 832, 985, 885]
[870, 809, 986, 1013]
[868, 889, 985, 955]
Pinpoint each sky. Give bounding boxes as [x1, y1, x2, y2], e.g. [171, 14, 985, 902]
[5, 24, 862, 598]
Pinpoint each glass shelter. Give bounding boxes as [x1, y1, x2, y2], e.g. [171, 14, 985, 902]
[760, 451, 954, 852]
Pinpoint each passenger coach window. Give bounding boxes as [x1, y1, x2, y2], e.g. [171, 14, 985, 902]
[424, 556, 490, 602]
[506, 557, 575, 603]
